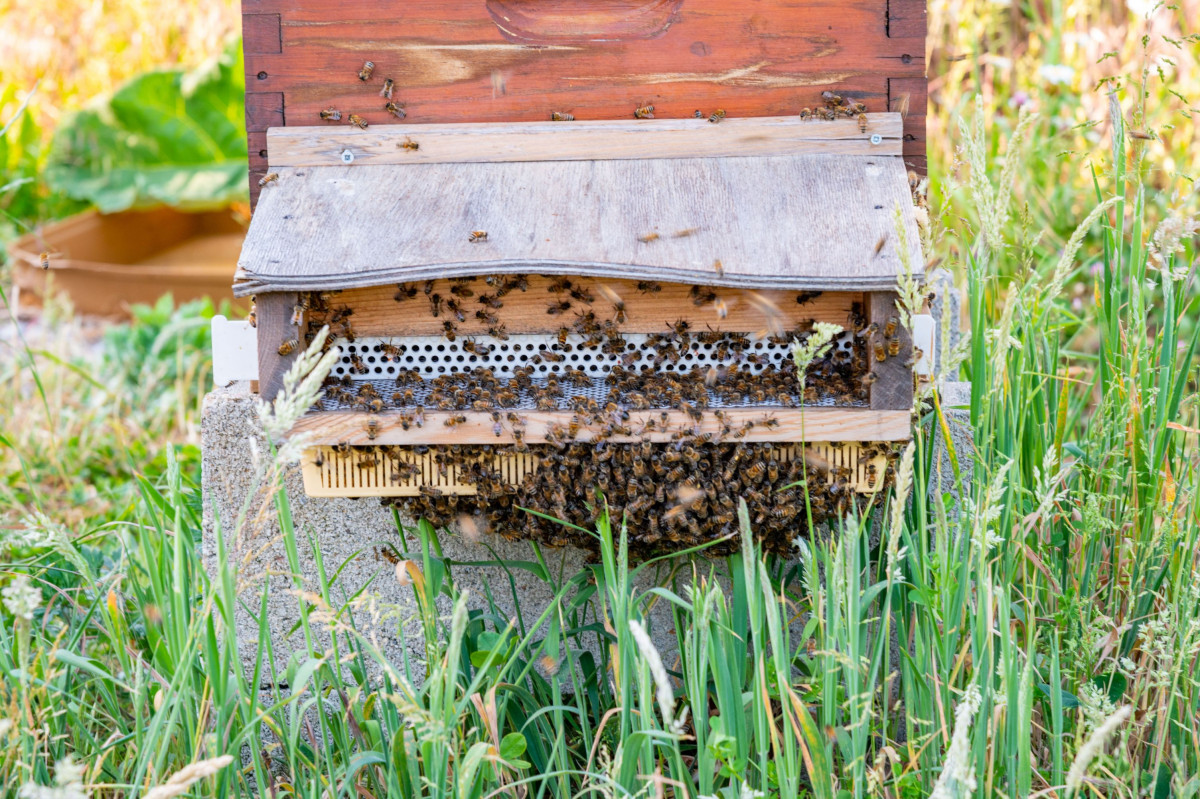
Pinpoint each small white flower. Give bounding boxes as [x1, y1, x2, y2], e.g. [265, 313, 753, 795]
[17, 755, 89, 799]
[1038, 63, 1076, 86]
[3, 575, 41, 621]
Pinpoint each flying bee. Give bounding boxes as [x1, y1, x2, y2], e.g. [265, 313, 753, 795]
[872, 235, 887, 257]
[365, 419, 380, 439]
[673, 227, 699, 238]
[290, 296, 309, 326]
[380, 78, 395, 99]
[349, 114, 368, 129]
[358, 61, 375, 81]
[468, 230, 488, 243]
[444, 414, 468, 427]
[394, 284, 418, 301]
[713, 298, 728, 319]
[713, 259, 725, 277]
[278, 338, 298, 356]
[398, 135, 419, 149]
[637, 232, 660, 244]
[887, 337, 901, 357]
[637, 281, 661, 294]
[258, 172, 279, 187]
[634, 103, 655, 119]
[550, 111, 574, 121]
[319, 108, 342, 121]
[858, 112, 869, 133]
[708, 108, 726, 124]
[884, 316, 899, 337]
[386, 102, 407, 120]
[690, 285, 717, 306]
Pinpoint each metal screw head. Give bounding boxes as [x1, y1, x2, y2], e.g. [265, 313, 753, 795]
[869, 134, 883, 145]
[341, 149, 355, 164]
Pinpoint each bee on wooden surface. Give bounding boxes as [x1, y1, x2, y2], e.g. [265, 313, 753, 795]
[358, 61, 375, 81]
[385, 102, 407, 120]
[873, 340, 887, 362]
[821, 90, 843, 107]
[422, 280, 436, 296]
[550, 111, 574, 121]
[690, 285, 717, 306]
[349, 114, 368, 129]
[278, 338, 298, 356]
[634, 103, 655, 119]
[546, 300, 572, 316]
[418, 485, 443, 497]
[887, 337, 901, 357]
[258, 172, 279, 187]
[637, 232, 660, 243]
[449, 282, 474, 298]
[468, 230, 488, 243]
[487, 323, 509, 340]
[290, 297, 309, 326]
[884, 316, 899, 338]
[319, 108, 342, 122]
[394, 387, 416, 404]
[799, 107, 812, 120]
[394, 284, 418, 302]
[380, 78, 395, 99]
[796, 290, 823, 305]
[637, 281, 661, 294]
[442, 320, 457, 341]
[444, 414, 468, 427]
[312, 450, 326, 468]
[708, 108, 726, 124]
[398, 134, 419, 149]
[857, 112, 869, 134]
[365, 419, 380, 439]
[427, 293, 443, 317]
[669, 318, 690, 336]
[445, 298, 466, 322]
[477, 293, 503, 310]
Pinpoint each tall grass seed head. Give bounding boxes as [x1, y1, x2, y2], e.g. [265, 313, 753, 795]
[3, 574, 41, 621]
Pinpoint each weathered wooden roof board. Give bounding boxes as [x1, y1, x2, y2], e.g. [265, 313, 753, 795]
[241, 0, 927, 205]
[234, 118, 922, 296]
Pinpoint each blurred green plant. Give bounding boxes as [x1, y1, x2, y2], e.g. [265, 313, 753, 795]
[43, 37, 247, 214]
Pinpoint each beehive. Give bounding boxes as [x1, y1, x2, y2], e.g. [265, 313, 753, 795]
[235, 0, 927, 554]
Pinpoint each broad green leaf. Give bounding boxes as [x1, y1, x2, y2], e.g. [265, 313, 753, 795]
[45, 38, 247, 212]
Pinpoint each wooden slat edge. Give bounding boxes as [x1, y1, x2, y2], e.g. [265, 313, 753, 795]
[288, 408, 912, 446]
[267, 113, 904, 167]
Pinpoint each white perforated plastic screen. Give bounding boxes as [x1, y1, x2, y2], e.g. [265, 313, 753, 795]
[330, 333, 855, 380]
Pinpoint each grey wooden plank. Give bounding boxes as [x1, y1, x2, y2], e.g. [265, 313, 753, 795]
[235, 153, 923, 297]
[868, 291, 914, 410]
[256, 291, 300, 403]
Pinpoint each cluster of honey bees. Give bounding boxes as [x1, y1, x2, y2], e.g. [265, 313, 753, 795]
[373, 439, 898, 556]
[799, 91, 871, 133]
[315, 60, 407, 131]
[287, 272, 908, 551]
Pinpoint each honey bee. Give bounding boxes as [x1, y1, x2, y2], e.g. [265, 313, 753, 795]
[796, 290, 823, 305]
[637, 232, 660, 244]
[258, 173, 279, 187]
[399, 135, 419, 149]
[386, 102, 407, 120]
[708, 109, 727, 124]
[394, 284, 418, 301]
[278, 338, 298, 356]
[468, 230, 488, 243]
[39, 251, 50, 270]
[673, 227, 700, 238]
[821, 90, 843, 107]
[487, 323, 509, 340]
[872, 235, 887, 257]
[857, 112, 869, 134]
[887, 337, 901, 357]
[637, 281, 661, 294]
[799, 107, 812, 120]
[860, 371, 878, 389]
[538, 350, 565, 363]
[550, 111, 574, 121]
[633, 104, 655, 119]
[884, 316, 899, 337]
[365, 419, 380, 439]
[380, 78, 395, 99]
[358, 61, 375, 81]
[449, 282, 474, 298]
[713, 298, 728, 319]
[874, 341, 887, 362]
[312, 450, 326, 468]
[349, 114, 368, 130]
[546, 301, 572, 316]
[444, 414, 468, 427]
[429, 293, 443, 317]
[442, 320, 457, 341]
[418, 485, 443, 497]
[462, 338, 492, 357]
[319, 108, 342, 122]
[290, 299, 309, 327]
[690, 285, 717, 306]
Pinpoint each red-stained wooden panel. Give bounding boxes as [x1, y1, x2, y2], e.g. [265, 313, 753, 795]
[243, 13, 282, 54]
[241, 0, 927, 207]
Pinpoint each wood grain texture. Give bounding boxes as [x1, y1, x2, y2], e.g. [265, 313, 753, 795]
[309, 280, 859, 337]
[267, 114, 902, 167]
[288, 407, 913, 445]
[234, 152, 924, 296]
[256, 292, 301, 400]
[867, 291, 913, 410]
[239, 0, 926, 208]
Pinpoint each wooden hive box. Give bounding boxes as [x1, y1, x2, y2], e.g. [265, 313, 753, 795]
[236, 0, 927, 553]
